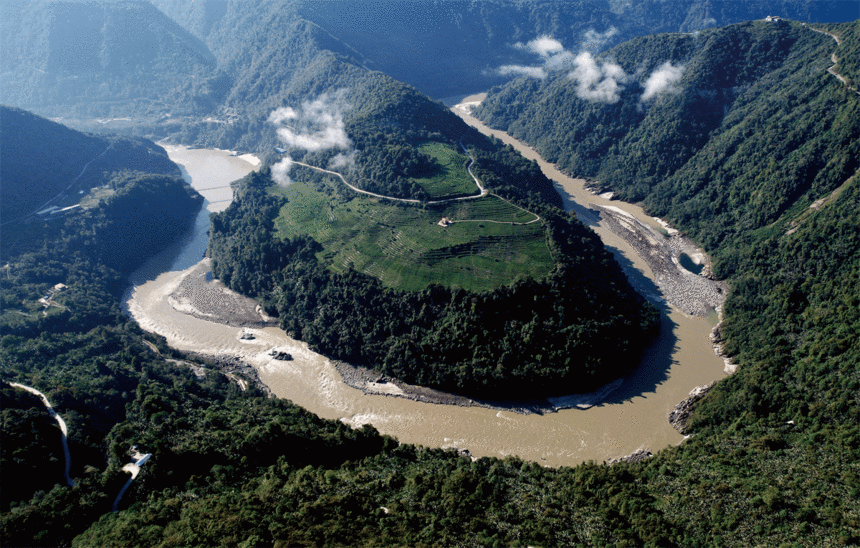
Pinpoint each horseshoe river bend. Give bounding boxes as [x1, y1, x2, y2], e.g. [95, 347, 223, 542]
[124, 98, 729, 468]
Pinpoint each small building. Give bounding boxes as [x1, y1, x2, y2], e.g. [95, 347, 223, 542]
[765, 15, 784, 23]
[438, 217, 453, 227]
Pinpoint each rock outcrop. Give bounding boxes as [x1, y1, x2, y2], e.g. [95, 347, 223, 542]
[710, 323, 738, 374]
[668, 382, 716, 434]
[608, 448, 653, 465]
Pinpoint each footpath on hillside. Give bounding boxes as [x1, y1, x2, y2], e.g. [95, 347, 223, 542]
[809, 25, 860, 96]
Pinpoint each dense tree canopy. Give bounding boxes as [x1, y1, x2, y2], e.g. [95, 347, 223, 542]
[476, 20, 860, 278]
[210, 164, 657, 399]
[2, 10, 860, 548]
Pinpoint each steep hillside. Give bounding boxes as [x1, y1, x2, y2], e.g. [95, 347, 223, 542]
[476, 20, 860, 273]
[0, 0, 215, 119]
[207, 75, 659, 399]
[152, 0, 860, 99]
[0, 107, 201, 272]
[3, 0, 856, 154]
[0, 106, 178, 225]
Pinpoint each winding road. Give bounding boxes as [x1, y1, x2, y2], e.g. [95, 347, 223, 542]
[291, 139, 541, 226]
[1, 144, 113, 227]
[809, 26, 860, 96]
[112, 450, 152, 512]
[8, 382, 75, 487]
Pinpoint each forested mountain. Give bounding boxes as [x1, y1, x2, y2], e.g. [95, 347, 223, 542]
[204, 69, 659, 398]
[2, 2, 860, 546]
[2, 0, 857, 153]
[0, 0, 214, 120]
[0, 107, 201, 274]
[209, 169, 658, 399]
[0, 106, 179, 225]
[475, 19, 860, 274]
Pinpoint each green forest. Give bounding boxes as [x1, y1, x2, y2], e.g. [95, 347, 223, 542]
[208, 167, 657, 400]
[475, 20, 860, 276]
[3, 0, 856, 151]
[3, 141, 858, 545]
[2, 4, 860, 547]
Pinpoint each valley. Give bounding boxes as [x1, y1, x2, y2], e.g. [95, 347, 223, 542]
[2, 4, 858, 546]
[124, 131, 726, 467]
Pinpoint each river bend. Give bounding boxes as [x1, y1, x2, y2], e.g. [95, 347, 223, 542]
[124, 134, 726, 467]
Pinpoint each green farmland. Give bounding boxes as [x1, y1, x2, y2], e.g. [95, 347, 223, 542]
[411, 142, 479, 199]
[270, 179, 553, 292]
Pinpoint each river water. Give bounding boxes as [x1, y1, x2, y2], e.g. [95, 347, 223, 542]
[124, 129, 727, 467]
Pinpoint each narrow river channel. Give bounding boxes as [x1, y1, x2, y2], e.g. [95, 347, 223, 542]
[124, 124, 727, 467]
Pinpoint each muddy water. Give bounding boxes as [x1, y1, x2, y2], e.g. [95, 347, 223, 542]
[125, 133, 726, 468]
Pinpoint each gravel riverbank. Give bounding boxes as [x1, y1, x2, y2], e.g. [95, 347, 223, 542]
[592, 204, 728, 317]
[169, 259, 278, 328]
[333, 360, 622, 415]
[180, 352, 274, 397]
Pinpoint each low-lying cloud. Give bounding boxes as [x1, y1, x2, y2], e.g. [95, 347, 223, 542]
[568, 52, 629, 104]
[268, 89, 352, 186]
[498, 64, 548, 79]
[641, 61, 685, 101]
[497, 32, 686, 105]
[500, 35, 576, 79]
[581, 27, 619, 53]
[498, 32, 630, 103]
[519, 36, 564, 57]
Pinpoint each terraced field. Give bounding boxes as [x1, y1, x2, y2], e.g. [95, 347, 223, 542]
[410, 142, 479, 199]
[270, 179, 554, 292]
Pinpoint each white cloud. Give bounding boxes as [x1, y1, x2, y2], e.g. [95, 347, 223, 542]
[568, 52, 629, 104]
[271, 156, 294, 187]
[641, 61, 685, 101]
[328, 152, 355, 170]
[499, 64, 548, 79]
[582, 27, 619, 53]
[500, 30, 623, 88]
[522, 36, 564, 57]
[499, 31, 686, 106]
[268, 91, 352, 152]
[268, 89, 353, 186]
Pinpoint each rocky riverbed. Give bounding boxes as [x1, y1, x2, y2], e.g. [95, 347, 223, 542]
[608, 448, 653, 465]
[710, 322, 738, 374]
[168, 259, 278, 328]
[180, 352, 274, 397]
[592, 204, 728, 317]
[333, 360, 623, 415]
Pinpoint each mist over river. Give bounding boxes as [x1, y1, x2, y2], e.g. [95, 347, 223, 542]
[124, 130, 727, 467]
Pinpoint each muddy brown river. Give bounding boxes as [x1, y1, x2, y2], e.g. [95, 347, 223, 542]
[125, 122, 727, 467]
